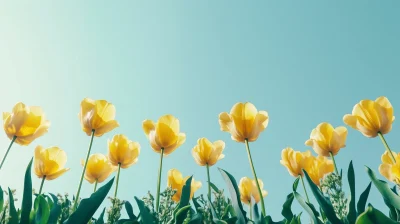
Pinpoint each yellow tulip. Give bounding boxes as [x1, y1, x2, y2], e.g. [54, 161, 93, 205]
[280, 147, 313, 177]
[239, 177, 268, 205]
[34, 146, 69, 180]
[219, 102, 269, 142]
[3, 102, 50, 146]
[305, 122, 347, 157]
[142, 115, 186, 155]
[79, 98, 119, 137]
[167, 169, 202, 202]
[192, 138, 225, 166]
[306, 156, 334, 186]
[343, 96, 395, 138]
[81, 153, 116, 184]
[108, 134, 140, 168]
[379, 151, 400, 184]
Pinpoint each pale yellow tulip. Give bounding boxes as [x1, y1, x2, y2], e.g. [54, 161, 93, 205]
[167, 169, 202, 202]
[239, 177, 268, 205]
[192, 138, 225, 166]
[34, 146, 69, 180]
[305, 122, 347, 157]
[108, 134, 140, 168]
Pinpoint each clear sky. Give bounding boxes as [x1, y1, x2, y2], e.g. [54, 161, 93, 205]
[1, 1, 400, 221]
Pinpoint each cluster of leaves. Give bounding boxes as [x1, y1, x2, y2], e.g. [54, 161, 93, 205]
[3, 157, 400, 223]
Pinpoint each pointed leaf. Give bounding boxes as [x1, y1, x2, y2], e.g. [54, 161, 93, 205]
[48, 193, 61, 224]
[125, 201, 137, 220]
[303, 170, 342, 224]
[134, 197, 155, 224]
[95, 208, 106, 224]
[357, 182, 371, 215]
[0, 186, 3, 213]
[294, 192, 321, 224]
[356, 204, 397, 224]
[281, 193, 294, 221]
[8, 188, 18, 224]
[218, 168, 246, 223]
[292, 177, 300, 192]
[64, 177, 114, 224]
[18, 158, 33, 224]
[365, 166, 400, 210]
[347, 161, 357, 224]
[34, 195, 50, 224]
[209, 182, 220, 193]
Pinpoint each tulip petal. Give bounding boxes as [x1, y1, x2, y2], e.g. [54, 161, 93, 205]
[46, 168, 70, 180]
[94, 120, 119, 137]
[142, 120, 155, 137]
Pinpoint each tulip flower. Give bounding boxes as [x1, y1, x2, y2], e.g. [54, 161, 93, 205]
[1, 102, 50, 170]
[108, 134, 140, 197]
[142, 115, 185, 211]
[307, 156, 334, 186]
[219, 102, 268, 216]
[167, 169, 202, 202]
[343, 97, 396, 163]
[305, 122, 347, 174]
[81, 154, 116, 192]
[280, 147, 313, 177]
[219, 102, 269, 143]
[239, 177, 268, 219]
[379, 151, 400, 185]
[34, 146, 69, 194]
[280, 147, 313, 202]
[79, 98, 119, 137]
[192, 138, 225, 200]
[74, 98, 119, 210]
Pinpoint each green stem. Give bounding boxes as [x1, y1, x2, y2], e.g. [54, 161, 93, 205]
[114, 163, 121, 198]
[244, 139, 266, 216]
[329, 152, 339, 175]
[300, 176, 310, 203]
[0, 136, 17, 170]
[93, 180, 98, 193]
[155, 148, 164, 212]
[206, 164, 211, 201]
[378, 132, 396, 164]
[249, 202, 253, 220]
[73, 129, 95, 210]
[38, 176, 46, 195]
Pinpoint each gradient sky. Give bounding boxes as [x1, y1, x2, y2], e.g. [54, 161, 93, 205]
[1, 1, 400, 222]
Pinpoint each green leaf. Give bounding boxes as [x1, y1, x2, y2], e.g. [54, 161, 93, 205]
[176, 176, 193, 223]
[48, 193, 61, 224]
[34, 195, 50, 224]
[292, 177, 300, 192]
[209, 182, 220, 193]
[303, 170, 342, 224]
[8, 188, 18, 224]
[357, 182, 371, 215]
[125, 201, 137, 221]
[188, 213, 202, 224]
[281, 192, 294, 221]
[192, 198, 202, 213]
[365, 166, 400, 210]
[20, 158, 33, 224]
[347, 161, 357, 224]
[218, 168, 247, 223]
[64, 177, 114, 224]
[95, 208, 106, 224]
[356, 204, 397, 224]
[134, 197, 155, 224]
[293, 192, 321, 224]
[264, 215, 285, 224]
[0, 186, 3, 213]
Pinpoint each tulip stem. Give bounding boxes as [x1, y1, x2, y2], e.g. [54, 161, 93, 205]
[73, 129, 95, 211]
[94, 180, 98, 193]
[244, 139, 266, 216]
[378, 132, 396, 164]
[114, 163, 121, 198]
[300, 176, 310, 203]
[156, 148, 164, 212]
[249, 202, 253, 220]
[0, 136, 17, 170]
[206, 164, 211, 201]
[38, 176, 46, 195]
[329, 152, 339, 175]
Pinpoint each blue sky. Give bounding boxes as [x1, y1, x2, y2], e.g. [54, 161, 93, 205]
[0, 1, 400, 221]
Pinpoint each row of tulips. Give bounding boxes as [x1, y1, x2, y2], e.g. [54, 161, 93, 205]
[0, 96, 398, 224]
